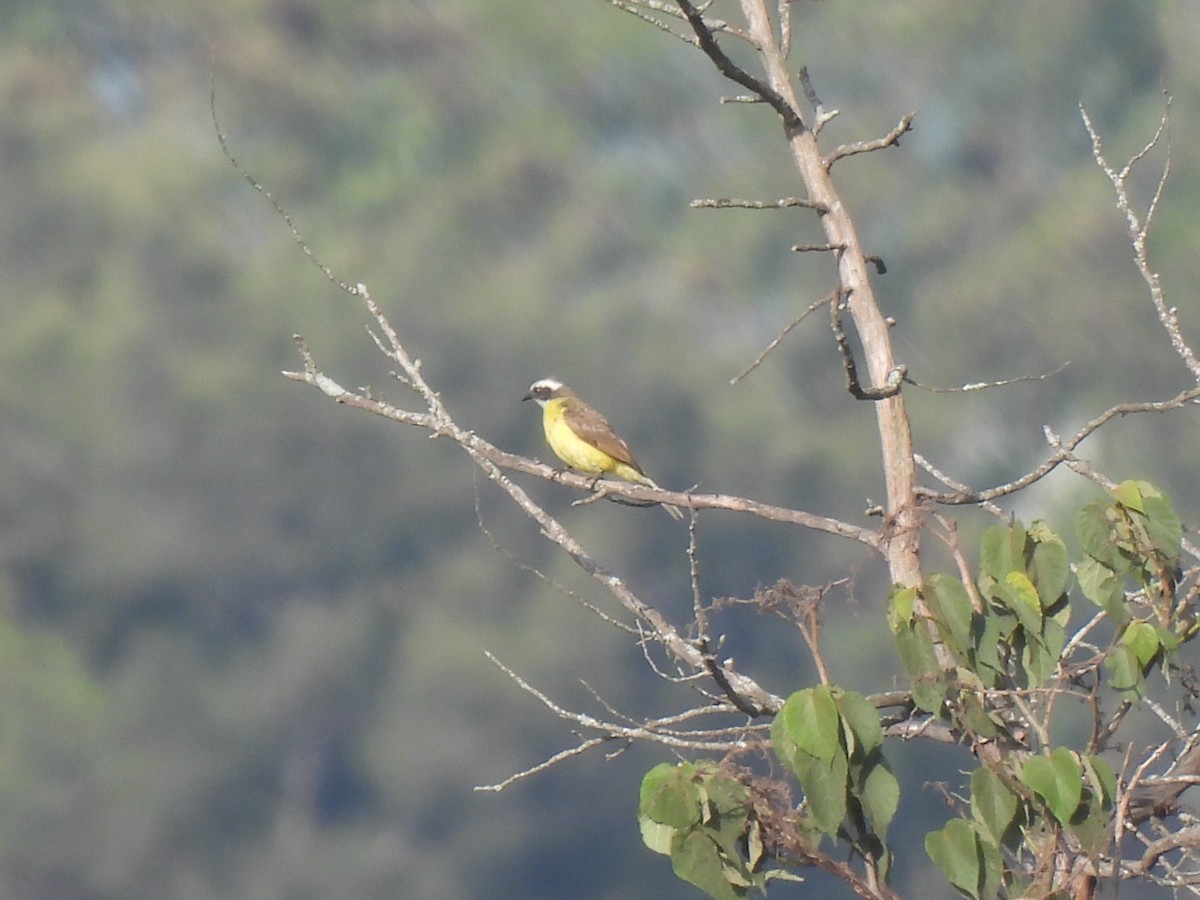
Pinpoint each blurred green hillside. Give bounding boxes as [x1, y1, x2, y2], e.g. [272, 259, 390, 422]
[0, 1, 1197, 897]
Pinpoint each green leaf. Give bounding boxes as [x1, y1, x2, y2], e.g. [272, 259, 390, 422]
[1141, 492, 1182, 560]
[1069, 790, 1112, 855]
[1076, 501, 1120, 569]
[640, 764, 755, 899]
[979, 522, 1024, 586]
[671, 829, 744, 900]
[1035, 618, 1066, 684]
[1112, 479, 1147, 512]
[1075, 556, 1127, 622]
[888, 585, 918, 624]
[889, 604, 946, 713]
[978, 835, 1005, 899]
[790, 744, 849, 836]
[911, 675, 948, 715]
[1123, 620, 1160, 668]
[971, 613, 1006, 684]
[810, 749, 850, 837]
[960, 691, 1001, 739]
[1082, 754, 1117, 806]
[1021, 748, 1083, 824]
[1158, 625, 1180, 654]
[860, 758, 900, 835]
[1020, 638, 1051, 688]
[1017, 614, 1066, 688]
[926, 818, 1000, 900]
[640, 762, 703, 828]
[1027, 520, 1069, 601]
[639, 815, 677, 856]
[707, 813, 753, 880]
[970, 767, 1018, 848]
[1105, 644, 1143, 698]
[891, 616, 939, 677]
[924, 574, 974, 657]
[745, 817, 764, 871]
[1070, 754, 1118, 854]
[706, 771, 749, 814]
[1044, 588, 1072, 629]
[834, 689, 884, 757]
[1000, 571, 1043, 635]
[773, 688, 840, 764]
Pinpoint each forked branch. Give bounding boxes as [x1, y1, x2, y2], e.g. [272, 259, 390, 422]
[1081, 97, 1200, 383]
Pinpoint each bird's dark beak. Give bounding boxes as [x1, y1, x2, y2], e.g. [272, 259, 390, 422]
[522, 392, 534, 402]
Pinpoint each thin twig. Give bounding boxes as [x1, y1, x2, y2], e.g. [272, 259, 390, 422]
[1136, 828, 1200, 875]
[921, 104, 1200, 505]
[824, 112, 916, 168]
[798, 66, 838, 134]
[477, 735, 610, 792]
[777, 0, 792, 59]
[831, 297, 906, 400]
[732, 289, 837, 384]
[211, 74, 355, 296]
[929, 515, 987, 613]
[691, 196, 827, 212]
[914, 455, 1008, 521]
[923, 386, 1200, 505]
[1081, 97, 1200, 382]
[792, 242, 847, 253]
[905, 362, 1070, 394]
[687, 513, 706, 640]
[607, 0, 693, 42]
[475, 651, 758, 790]
[472, 478, 639, 636]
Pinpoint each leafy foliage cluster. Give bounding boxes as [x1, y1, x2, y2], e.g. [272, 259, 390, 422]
[641, 481, 1192, 898]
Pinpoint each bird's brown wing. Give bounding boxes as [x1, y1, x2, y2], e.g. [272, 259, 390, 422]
[563, 397, 646, 475]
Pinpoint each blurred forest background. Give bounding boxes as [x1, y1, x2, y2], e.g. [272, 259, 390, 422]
[2, 0, 1199, 897]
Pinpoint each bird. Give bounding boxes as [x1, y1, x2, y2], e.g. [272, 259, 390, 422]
[523, 377, 684, 520]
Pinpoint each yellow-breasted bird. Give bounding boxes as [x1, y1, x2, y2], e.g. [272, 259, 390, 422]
[523, 377, 684, 520]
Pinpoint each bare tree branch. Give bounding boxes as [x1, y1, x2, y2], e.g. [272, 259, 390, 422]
[675, 0, 804, 131]
[608, 0, 694, 42]
[905, 362, 1070, 394]
[282, 351, 880, 548]
[690, 195, 827, 212]
[791, 242, 846, 253]
[476, 651, 762, 791]
[824, 112, 917, 168]
[1081, 97, 1200, 382]
[211, 77, 354, 296]
[831, 297, 907, 400]
[798, 66, 838, 134]
[922, 386, 1200, 505]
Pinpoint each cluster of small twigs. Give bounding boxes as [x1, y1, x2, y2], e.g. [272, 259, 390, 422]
[917, 99, 1200, 511]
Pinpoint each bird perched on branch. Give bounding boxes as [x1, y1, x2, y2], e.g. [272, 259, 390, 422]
[523, 377, 684, 520]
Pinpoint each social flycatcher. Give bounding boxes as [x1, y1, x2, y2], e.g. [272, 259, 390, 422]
[523, 378, 684, 520]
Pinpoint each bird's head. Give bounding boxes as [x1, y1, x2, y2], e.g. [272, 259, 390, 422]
[523, 377, 570, 406]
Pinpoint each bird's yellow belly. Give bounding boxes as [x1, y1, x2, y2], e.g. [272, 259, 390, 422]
[544, 409, 615, 475]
